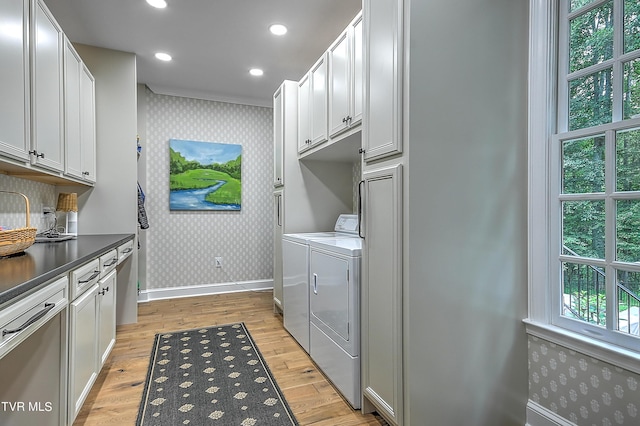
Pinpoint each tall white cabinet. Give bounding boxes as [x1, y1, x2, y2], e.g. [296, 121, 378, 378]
[361, 0, 405, 425]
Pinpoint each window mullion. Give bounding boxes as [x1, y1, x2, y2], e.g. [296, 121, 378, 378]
[557, 0, 570, 133]
[612, 0, 624, 122]
[605, 129, 616, 330]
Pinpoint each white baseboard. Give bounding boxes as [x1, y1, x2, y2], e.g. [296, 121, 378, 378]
[138, 279, 273, 303]
[526, 400, 576, 426]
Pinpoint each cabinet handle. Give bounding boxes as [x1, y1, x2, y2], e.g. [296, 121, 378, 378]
[99, 286, 109, 296]
[2, 303, 55, 336]
[82, 171, 90, 176]
[104, 258, 117, 267]
[122, 248, 133, 254]
[37, 152, 45, 159]
[313, 273, 318, 295]
[276, 194, 281, 227]
[28, 150, 37, 156]
[79, 270, 100, 284]
[358, 180, 365, 239]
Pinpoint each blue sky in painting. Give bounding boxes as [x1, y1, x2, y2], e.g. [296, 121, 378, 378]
[170, 139, 241, 165]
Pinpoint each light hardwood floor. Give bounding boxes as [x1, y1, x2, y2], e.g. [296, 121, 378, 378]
[73, 290, 386, 425]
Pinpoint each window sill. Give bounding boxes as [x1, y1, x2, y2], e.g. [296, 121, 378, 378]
[523, 319, 640, 375]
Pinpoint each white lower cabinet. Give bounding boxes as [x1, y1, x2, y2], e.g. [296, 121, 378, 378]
[68, 283, 99, 423]
[68, 251, 118, 425]
[98, 269, 117, 366]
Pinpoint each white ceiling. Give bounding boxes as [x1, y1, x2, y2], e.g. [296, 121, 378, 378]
[44, 0, 362, 107]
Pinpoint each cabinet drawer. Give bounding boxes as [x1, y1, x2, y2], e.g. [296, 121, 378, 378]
[0, 275, 68, 360]
[117, 240, 134, 264]
[70, 259, 100, 300]
[99, 249, 118, 276]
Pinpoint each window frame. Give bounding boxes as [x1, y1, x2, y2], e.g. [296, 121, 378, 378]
[526, 0, 640, 374]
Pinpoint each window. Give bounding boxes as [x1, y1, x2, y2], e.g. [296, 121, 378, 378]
[537, 0, 640, 354]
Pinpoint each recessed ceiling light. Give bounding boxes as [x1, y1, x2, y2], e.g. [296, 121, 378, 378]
[146, 0, 167, 8]
[269, 24, 287, 36]
[155, 52, 172, 61]
[249, 68, 264, 77]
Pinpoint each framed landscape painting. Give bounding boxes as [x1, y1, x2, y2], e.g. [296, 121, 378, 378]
[169, 139, 242, 211]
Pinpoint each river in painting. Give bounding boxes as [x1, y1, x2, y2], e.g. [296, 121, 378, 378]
[169, 181, 240, 211]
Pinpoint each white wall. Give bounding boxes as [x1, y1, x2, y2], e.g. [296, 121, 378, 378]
[142, 89, 274, 292]
[405, 1, 530, 424]
[69, 45, 138, 237]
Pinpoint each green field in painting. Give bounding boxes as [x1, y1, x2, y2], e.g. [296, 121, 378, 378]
[170, 169, 241, 205]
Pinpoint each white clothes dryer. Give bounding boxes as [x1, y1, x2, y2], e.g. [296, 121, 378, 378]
[281, 214, 360, 354]
[308, 236, 362, 409]
[282, 214, 358, 353]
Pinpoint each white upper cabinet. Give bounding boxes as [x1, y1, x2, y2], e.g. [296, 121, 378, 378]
[310, 54, 328, 146]
[351, 13, 363, 127]
[297, 74, 311, 153]
[0, 0, 30, 162]
[0, 0, 97, 185]
[328, 11, 363, 139]
[79, 61, 96, 183]
[298, 54, 328, 153]
[273, 84, 285, 186]
[31, 0, 64, 172]
[363, 0, 402, 162]
[65, 39, 96, 184]
[64, 37, 82, 179]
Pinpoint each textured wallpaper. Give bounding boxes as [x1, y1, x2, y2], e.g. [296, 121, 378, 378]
[529, 335, 639, 425]
[0, 175, 57, 233]
[144, 89, 273, 289]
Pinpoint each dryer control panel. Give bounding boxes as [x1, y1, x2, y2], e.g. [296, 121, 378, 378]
[334, 214, 359, 234]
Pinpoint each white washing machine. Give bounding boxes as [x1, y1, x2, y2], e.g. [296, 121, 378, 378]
[308, 236, 362, 409]
[282, 214, 360, 354]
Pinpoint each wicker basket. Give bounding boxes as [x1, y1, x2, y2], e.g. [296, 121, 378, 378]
[0, 191, 37, 257]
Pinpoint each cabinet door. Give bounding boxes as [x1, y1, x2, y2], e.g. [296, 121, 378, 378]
[64, 37, 83, 179]
[273, 190, 284, 312]
[0, 0, 30, 162]
[328, 29, 350, 138]
[361, 163, 403, 425]
[363, 0, 403, 162]
[351, 13, 363, 126]
[273, 85, 284, 186]
[69, 284, 99, 424]
[98, 269, 117, 366]
[80, 63, 96, 183]
[310, 54, 328, 146]
[31, 0, 64, 172]
[297, 73, 311, 153]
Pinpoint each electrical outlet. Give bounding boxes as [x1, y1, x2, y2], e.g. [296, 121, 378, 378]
[215, 257, 223, 268]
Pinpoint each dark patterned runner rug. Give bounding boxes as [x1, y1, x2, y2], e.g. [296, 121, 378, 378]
[136, 322, 298, 425]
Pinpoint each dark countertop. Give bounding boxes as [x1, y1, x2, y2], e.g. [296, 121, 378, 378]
[0, 234, 134, 306]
